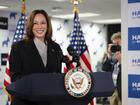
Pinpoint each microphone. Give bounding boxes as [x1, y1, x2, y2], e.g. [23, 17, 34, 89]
[52, 45, 72, 70]
[67, 45, 75, 56]
[67, 45, 80, 67]
[72, 55, 80, 67]
[62, 55, 72, 69]
[57, 49, 72, 69]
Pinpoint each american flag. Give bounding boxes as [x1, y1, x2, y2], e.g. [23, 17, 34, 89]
[69, 11, 94, 105]
[3, 12, 26, 87]
[3, 0, 26, 104]
[4, 0, 26, 88]
[12, 13, 26, 43]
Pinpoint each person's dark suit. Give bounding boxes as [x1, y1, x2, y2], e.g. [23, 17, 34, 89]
[102, 57, 115, 72]
[117, 64, 121, 101]
[102, 58, 121, 104]
[10, 39, 63, 105]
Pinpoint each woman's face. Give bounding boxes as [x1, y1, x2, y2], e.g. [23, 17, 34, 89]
[32, 13, 47, 41]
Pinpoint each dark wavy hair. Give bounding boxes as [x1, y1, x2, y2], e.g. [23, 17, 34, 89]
[25, 9, 52, 41]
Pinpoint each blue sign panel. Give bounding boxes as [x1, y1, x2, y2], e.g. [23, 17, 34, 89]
[128, 27, 140, 50]
[128, 0, 140, 3]
[128, 74, 140, 98]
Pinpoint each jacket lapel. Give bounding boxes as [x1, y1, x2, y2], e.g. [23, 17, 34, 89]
[30, 40, 46, 68]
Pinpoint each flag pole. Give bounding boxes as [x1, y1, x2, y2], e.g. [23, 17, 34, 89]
[71, 0, 82, 55]
[21, 0, 26, 14]
[71, 0, 82, 14]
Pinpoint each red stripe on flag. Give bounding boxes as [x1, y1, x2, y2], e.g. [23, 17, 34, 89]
[70, 63, 74, 69]
[64, 63, 75, 73]
[90, 100, 94, 105]
[63, 67, 67, 73]
[4, 80, 9, 87]
[80, 52, 92, 71]
[6, 68, 10, 76]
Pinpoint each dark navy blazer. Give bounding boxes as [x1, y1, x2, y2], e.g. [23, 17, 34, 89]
[10, 39, 62, 82]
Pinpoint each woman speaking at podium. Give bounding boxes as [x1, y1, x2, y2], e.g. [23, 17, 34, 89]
[9, 9, 63, 105]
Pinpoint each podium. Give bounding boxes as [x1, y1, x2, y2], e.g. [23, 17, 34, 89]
[6, 72, 114, 105]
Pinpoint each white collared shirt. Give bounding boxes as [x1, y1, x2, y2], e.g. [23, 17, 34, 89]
[112, 61, 120, 87]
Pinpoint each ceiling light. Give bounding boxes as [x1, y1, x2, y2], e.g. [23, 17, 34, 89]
[94, 19, 121, 24]
[0, 5, 8, 9]
[52, 13, 100, 19]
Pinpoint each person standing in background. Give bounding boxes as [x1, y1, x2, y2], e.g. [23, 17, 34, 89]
[102, 32, 121, 105]
[9, 9, 63, 105]
[102, 32, 121, 72]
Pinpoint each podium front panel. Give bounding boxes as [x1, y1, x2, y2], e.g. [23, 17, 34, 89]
[7, 72, 114, 102]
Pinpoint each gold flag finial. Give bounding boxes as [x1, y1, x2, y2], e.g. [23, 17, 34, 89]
[71, 0, 82, 4]
[70, 0, 82, 13]
[21, 0, 26, 14]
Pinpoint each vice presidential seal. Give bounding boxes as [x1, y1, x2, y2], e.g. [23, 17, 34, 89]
[64, 67, 92, 98]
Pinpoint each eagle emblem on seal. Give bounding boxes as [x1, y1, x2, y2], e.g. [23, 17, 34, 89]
[64, 67, 92, 98]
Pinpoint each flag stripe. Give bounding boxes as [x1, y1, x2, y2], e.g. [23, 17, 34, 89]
[89, 100, 94, 105]
[80, 52, 92, 71]
[5, 67, 10, 75]
[80, 58, 89, 72]
[64, 63, 75, 72]
[4, 73, 11, 84]
[4, 56, 11, 87]
[4, 80, 9, 87]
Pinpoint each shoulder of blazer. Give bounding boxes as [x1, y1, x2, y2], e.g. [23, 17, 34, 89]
[11, 39, 33, 51]
[48, 40, 61, 50]
[48, 40, 59, 47]
[47, 40, 63, 58]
